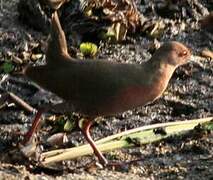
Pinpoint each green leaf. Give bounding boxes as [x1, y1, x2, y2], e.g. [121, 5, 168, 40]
[80, 42, 98, 57]
[1, 62, 14, 73]
[64, 120, 75, 132]
[55, 117, 66, 132]
[203, 121, 213, 131]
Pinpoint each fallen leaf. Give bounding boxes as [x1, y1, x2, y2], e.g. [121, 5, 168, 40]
[47, 132, 68, 147]
[64, 119, 75, 132]
[201, 48, 213, 59]
[31, 54, 43, 61]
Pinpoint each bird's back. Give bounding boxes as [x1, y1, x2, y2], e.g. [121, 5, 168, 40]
[26, 58, 155, 116]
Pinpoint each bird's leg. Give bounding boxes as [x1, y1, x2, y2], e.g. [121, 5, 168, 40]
[81, 119, 108, 166]
[81, 119, 130, 170]
[22, 108, 46, 145]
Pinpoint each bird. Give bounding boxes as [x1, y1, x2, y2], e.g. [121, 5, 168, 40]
[21, 11, 191, 166]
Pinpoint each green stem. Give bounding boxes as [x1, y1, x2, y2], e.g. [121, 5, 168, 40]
[41, 117, 212, 165]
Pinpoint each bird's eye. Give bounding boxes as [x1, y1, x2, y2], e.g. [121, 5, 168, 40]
[178, 50, 188, 57]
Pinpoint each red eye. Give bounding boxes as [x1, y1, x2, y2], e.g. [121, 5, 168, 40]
[178, 50, 188, 57]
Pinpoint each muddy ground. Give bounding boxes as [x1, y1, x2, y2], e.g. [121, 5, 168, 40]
[0, 0, 213, 179]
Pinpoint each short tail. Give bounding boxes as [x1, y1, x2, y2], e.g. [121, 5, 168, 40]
[40, 0, 69, 10]
[46, 11, 69, 63]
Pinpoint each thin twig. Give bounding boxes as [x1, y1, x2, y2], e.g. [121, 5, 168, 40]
[0, 91, 37, 113]
[0, 75, 37, 113]
[9, 92, 37, 113]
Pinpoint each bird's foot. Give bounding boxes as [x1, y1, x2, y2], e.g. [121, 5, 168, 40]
[19, 133, 41, 160]
[20, 109, 45, 145]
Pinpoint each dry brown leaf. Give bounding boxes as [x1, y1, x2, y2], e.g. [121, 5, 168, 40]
[31, 54, 43, 61]
[201, 48, 213, 59]
[85, 0, 142, 41]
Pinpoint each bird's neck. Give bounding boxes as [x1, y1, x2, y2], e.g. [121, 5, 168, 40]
[143, 58, 177, 100]
[146, 55, 176, 80]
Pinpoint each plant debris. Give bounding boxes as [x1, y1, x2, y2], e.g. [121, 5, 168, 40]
[18, 0, 143, 42]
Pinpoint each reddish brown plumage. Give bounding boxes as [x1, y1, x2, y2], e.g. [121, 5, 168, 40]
[23, 11, 191, 166]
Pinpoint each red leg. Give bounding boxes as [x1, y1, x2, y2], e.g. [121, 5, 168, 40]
[81, 119, 108, 166]
[22, 109, 45, 145]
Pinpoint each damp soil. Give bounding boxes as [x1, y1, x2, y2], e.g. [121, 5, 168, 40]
[0, 0, 213, 179]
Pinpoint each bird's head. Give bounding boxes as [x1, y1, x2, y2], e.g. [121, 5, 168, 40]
[152, 41, 191, 67]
